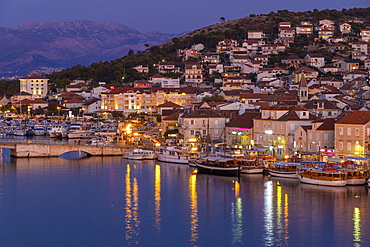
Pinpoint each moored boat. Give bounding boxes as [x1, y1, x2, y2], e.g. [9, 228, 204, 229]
[155, 146, 199, 164]
[239, 158, 264, 174]
[195, 156, 240, 176]
[297, 168, 347, 187]
[123, 149, 156, 160]
[268, 162, 299, 178]
[344, 169, 367, 185]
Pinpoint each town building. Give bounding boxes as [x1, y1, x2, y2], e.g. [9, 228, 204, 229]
[19, 73, 49, 98]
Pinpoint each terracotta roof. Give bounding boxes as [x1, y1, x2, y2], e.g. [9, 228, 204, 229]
[303, 99, 340, 110]
[301, 126, 312, 132]
[150, 74, 165, 78]
[32, 98, 48, 104]
[295, 66, 316, 73]
[226, 112, 261, 129]
[316, 118, 336, 131]
[299, 73, 308, 88]
[182, 109, 224, 118]
[15, 91, 32, 96]
[336, 111, 370, 125]
[19, 73, 48, 80]
[157, 101, 182, 108]
[163, 112, 180, 121]
[65, 97, 84, 104]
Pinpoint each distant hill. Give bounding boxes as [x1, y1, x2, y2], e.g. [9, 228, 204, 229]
[44, 7, 370, 86]
[0, 20, 183, 76]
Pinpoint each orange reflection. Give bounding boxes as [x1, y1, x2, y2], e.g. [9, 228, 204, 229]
[189, 173, 198, 243]
[154, 165, 161, 230]
[124, 164, 140, 243]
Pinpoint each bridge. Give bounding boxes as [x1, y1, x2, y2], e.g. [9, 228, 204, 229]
[0, 141, 127, 158]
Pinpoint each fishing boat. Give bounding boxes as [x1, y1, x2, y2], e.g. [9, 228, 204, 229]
[297, 168, 347, 187]
[155, 146, 200, 164]
[123, 149, 156, 160]
[195, 156, 240, 176]
[239, 158, 264, 174]
[268, 162, 299, 178]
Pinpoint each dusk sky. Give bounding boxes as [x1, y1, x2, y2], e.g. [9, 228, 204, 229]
[0, 0, 369, 33]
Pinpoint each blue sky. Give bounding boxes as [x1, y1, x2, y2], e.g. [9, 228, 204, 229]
[0, 0, 368, 33]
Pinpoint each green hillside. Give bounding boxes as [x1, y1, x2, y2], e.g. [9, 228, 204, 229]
[45, 7, 370, 88]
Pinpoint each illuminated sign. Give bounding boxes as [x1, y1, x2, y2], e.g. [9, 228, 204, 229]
[264, 130, 273, 134]
[319, 148, 335, 156]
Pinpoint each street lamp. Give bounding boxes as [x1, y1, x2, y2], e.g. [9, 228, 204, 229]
[56, 106, 61, 116]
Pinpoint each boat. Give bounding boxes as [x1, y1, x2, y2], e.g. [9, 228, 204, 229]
[195, 156, 240, 176]
[268, 162, 299, 178]
[155, 146, 200, 164]
[239, 158, 264, 174]
[123, 149, 156, 160]
[66, 124, 94, 139]
[297, 168, 347, 187]
[13, 128, 26, 136]
[343, 169, 367, 185]
[49, 125, 68, 138]
[33, 125, 46, 136]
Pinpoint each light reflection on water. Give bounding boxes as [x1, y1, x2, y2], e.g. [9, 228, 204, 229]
[0, 155, 369, 246]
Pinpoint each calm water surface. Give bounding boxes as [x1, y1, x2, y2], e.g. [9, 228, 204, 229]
[0, 149, 369, 247]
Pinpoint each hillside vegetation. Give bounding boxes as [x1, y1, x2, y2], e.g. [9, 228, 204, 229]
[41, 8, 370, 88]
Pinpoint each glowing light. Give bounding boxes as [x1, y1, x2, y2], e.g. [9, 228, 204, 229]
[353, 207, 361, 246]
[154, 165, 161, 230]
[155, 143, 161, 147]
[126, 124, 132, 134]
[189, 173, 198, 244]
[188, 138, 197, 143]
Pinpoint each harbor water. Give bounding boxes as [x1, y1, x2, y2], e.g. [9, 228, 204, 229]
[0, 149, 369, 246]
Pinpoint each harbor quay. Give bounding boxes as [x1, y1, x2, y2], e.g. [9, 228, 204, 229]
[0, 140, 128, 158]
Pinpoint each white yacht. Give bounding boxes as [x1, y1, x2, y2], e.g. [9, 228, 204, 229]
[123, 149, 156, 160]
[33, 125, 46, 136]
[155, 146, 200, 164]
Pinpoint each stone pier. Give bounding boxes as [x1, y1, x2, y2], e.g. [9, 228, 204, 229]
[0, 143, 126, 158]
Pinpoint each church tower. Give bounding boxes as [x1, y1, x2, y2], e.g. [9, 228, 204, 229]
[298, 72, 308, 102]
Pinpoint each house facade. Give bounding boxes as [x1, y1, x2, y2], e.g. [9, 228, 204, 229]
[19, 73, 49, 98]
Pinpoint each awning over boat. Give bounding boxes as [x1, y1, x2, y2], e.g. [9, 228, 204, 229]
[344, 156, 369, 161]
[326, 158, 344, 163]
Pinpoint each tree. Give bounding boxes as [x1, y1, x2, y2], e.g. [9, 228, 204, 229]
[220, 17, 225, 23]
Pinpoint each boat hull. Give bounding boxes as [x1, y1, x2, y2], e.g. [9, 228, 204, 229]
[156, 154, 189, 164]
[196, 163, 240, 176]
[299, 176, 347, 187]
[241, 167, 264, 174]
[269, 170, 298, 178]
[347, 178, 366, 185]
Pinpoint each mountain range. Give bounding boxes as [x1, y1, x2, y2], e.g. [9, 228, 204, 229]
[0, 20, 183, 76]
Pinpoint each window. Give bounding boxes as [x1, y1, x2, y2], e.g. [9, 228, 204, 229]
[347, 142, 351, 151]
[355, 128, 359, 136]
[190, 120, 194, 125]
[339, 142, 343, 150]
[339, 127, 343, 135]
[215, 120, 219, 125]
[190, 130, 194, 135]
[347, 128, 351, 135]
